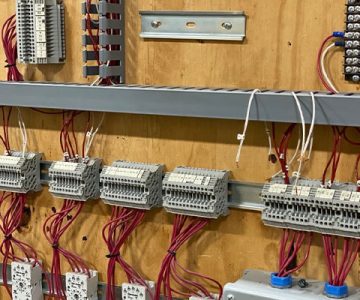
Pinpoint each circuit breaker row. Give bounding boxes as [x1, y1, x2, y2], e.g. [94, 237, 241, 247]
[81, 0, 125, 81]
[345, 0, 360, 81]
[261, 179, 360, 238]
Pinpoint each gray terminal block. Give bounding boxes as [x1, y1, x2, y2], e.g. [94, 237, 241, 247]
[0, 151, 42, 194]
[48, 159, 102, 201]
[100, 161, 164, 210]
[162, 167, 229, 219]
[16, 0, 65, 64]
[261, 178, 360, 239]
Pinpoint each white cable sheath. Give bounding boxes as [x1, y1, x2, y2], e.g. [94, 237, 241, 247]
[17, 108, 27, 158]
[84, 112, 105, 158]
[321, 43, 339, 93]
[235, 89, 260, 165]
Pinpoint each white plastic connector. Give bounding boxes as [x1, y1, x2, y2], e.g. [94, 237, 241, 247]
[11, 260, 43, 300]
[189, 293, 219, 300]
[66, 270, 98, 300]
[122, 281, 155, 300]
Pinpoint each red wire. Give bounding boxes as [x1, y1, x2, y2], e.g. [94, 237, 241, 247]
[317, 35, 336, 93]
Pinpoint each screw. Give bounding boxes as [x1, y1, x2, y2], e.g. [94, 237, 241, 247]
[227, 295, 235, 300]
[151, 20, 162, 28]
[222, 22, 233, 30]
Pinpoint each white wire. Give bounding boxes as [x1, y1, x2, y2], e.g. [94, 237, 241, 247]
[321, 43, 339, 93]
[235, 89, 260, 165]
[264, 122, 272, 156]
[84, 112, 105, 158]
[17, 108, 27, 158]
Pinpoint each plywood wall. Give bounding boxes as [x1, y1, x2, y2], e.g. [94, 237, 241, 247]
[0, 0, 359, 299]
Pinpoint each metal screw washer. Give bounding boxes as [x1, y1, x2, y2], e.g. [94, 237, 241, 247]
[151, 20, 162, 28]
[227, 295, 235, 300]
[222, 22, 233, 30]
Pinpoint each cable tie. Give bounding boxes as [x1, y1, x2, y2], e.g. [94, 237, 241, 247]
[52, 243, 59, 249]
[4, 234, 12, 241]
[167, 250, 176, 256]
[106, 253, 120, 258]
[237, 133, 245, 141]
[4, 64, 15, 68]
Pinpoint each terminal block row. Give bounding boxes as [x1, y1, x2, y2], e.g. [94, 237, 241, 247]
[16, 0, 65, 64]
[82, 0, 125, 82]
[11, 260, 43, 300]
[345, 0, 360, 82]
[66, 270, 98, 300]
[122, 281, 155, 300]
[48, 159, 101, 201]
[0, 151, 42, 194]
[100, 161, 163, 210]
[261, 179, 360, 238]
[162, 167, 229, 219]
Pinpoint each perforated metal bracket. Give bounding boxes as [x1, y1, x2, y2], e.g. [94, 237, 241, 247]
[140, 11, 246, 41]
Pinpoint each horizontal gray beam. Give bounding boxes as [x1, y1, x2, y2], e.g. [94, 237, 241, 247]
[1, 81, 360, 126]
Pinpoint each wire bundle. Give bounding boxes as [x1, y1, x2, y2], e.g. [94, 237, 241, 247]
[102, 207, 150, 300]
[322, 236, 359, 286]
[155, 215, 222, 300]
[277, 229, 312, 277]
[1, 15, 23, 82]
[43, 200, 89, 299]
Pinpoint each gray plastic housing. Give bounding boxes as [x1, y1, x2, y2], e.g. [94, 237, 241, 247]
[162, 167, 229, 219]
[0, 151, 42, 194]
[100, 161, 164, 210]
[16, 0, 65, 64]
[261, 177, 360, 238]
[48, 159, 102, 201]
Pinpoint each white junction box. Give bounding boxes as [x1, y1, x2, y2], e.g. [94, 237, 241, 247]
[66, 270, 98, 300]
[11, 260, 43, 300]
[122, 281, 155, 300]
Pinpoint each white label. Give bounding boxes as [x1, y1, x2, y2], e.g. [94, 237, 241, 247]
[0, 156, 21, 165]
[168, 173, 211, 186]
[53, 162, 78, 171]
[340, 190, 352, 201]
[35, 16, 46, 31]
[350, 192, 360, 202]
[291, 186, 311, 197]
[34, 3, 45, 15]
[105, 167, 144, 179]
[268, 184, 287, 194]
[36, 31, 46, 43]
[315, 188, 335, 199]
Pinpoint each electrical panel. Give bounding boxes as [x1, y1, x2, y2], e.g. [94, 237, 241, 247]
[261, 178, 360, 238]
[48, 159, 102, 201]
[345, 0, 360, 82]
[82, 0, 125, 82]
[122, 281, 155, 300]
[100, 161, 164, 209]
[163, 167, 229, 219]
[16, 0, 65, 64]
[66, 270, 98, 300]
[0, 151, 42, 193]
[11, 260, 43, 300]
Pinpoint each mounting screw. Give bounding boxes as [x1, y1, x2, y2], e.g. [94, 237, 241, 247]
[227, 295, 235, 300]
[151, 20, 162, 28]
[222, 22, 233, 30]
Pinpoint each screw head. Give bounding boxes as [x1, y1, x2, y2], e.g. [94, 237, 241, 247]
[222, 22, 233, 30]
[227, 295, 235, 300]
[151, 20, 162, 28]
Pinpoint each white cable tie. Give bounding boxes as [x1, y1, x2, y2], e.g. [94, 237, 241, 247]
[237, 134, 245, 141]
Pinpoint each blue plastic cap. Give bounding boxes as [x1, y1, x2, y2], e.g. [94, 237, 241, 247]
[270, 273, 293, 289]
[324, 283, 348, 299]
[335, 41, 345, 47]
[333, 31, 345, 38]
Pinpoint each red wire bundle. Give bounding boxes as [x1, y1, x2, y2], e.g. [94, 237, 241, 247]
[277, 229, 312, 277]
[1, 15, 23, 82]
[322, 236, 359, 286]
[43, 200, 89, 299]
[102, 207, 150, 300]
[155, 215, 222, 300]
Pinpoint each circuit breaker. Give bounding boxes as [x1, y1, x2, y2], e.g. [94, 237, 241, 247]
[345, 0, 360, 82]
[163, 167, 229, 218]
[122, 281, 155, 300]
[0, 151, 42, 193]
[48, 159, 102, 201]
[261, 178, 360, 238]
[100, 161, 164, 209]
[11, 260, 43, 300]
[16, 0, 65, 64]
[66, 270, 98, 300]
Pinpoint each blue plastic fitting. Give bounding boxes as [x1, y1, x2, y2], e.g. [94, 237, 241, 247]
[270, 273, 293, 289]
[324, 282, 348, 299]
[333, 31, 345, 38]
[335, 41, 345, 47]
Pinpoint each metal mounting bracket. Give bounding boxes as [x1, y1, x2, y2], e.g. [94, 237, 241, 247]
[139, 11, 246, 41]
